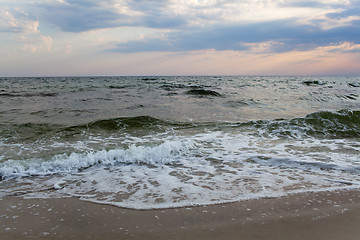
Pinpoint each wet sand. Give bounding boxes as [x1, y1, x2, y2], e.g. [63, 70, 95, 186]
[1, 189, 360, 239]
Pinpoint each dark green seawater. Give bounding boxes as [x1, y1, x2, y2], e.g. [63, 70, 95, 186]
[0, 76, 359, 209]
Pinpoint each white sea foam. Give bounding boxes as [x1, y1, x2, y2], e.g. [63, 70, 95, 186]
[1, 130, 359, 209]
[0, 139, 194, 179]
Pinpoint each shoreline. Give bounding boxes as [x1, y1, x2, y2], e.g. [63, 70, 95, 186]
[1, 189, 360, 239]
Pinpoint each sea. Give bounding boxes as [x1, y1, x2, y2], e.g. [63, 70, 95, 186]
[0, 76, 359, 209]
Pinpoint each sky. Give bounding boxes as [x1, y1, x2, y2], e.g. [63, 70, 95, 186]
[1, 0, 360, 76]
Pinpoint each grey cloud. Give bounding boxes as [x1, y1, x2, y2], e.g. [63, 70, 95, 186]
[32, 0, 187, 32]
[127, 0, 188, 28]
[112, 19, 360, 53]
[32, 0, 132, 32]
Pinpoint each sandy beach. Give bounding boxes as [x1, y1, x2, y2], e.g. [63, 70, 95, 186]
[1, 189, 360, 239]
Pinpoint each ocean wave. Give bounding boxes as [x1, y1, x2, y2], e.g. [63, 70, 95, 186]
[159, 84, 212, 91]
[0, 92, 59, 97]
[0, 116, 187, 142]
[349, 82, 360, 87]
[84, 116, 172, 130]
[258, 109, 360, 138]
[185, 89, 222, 97]
[302, 80, 327, 86]
[1, 110, 360, 144]
[76, 110, 360, 138]
[0, 139, 194, 180]
[0, 123, 64, 141]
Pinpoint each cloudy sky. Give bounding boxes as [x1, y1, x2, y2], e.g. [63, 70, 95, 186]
[1, 0, 360, 76]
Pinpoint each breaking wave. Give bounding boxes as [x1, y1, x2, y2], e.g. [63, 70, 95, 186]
[0, 139, 194, 180]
